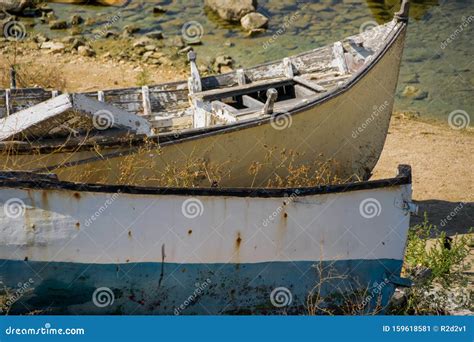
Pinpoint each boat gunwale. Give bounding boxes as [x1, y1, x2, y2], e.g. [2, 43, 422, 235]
[0, 20, 406, 156]
[0, 165, 411, 198]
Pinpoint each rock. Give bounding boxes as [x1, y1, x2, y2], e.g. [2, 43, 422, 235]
[61, 36, 75, 44]
[153, 5, 167, 14]
[70, 15, 83, 26]
[49, 20, 68, 30]
[78, 45, 95, 57]
[213, 55, 234, 73]
[388, 288, 407, 310]
[145, 30, 164, 40]
[166, 36, 184, 49]
[40, 41, 65, 53]
[144, 45, 157, 51]
[0, 0, 33, 14]
[411, 265, 432, 284]
[133, 37, 154, 48]
[123, 24, 140, 37]
[71, 38, 85, 50]
[402, 86, 428, 100]
[204, 0, 257, 21]
[33, 33, 49, 44]
[240, 12, 268, 31]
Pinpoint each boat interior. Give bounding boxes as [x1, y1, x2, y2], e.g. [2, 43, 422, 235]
[0, 20, 400, 142]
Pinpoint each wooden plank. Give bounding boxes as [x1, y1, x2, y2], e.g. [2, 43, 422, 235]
[194, 78, 291, 102]
[5, 89, 11, 117]
[332, 42, 349, 75]
[211, 101, 238, 123]
[283, 58, 294, 78]
[242, 95, 264, 109]
[236, 69, 246, 86]
[0, 94, 153, 141]
[141, 86, 152, 116]
[293, 76, 326, 93]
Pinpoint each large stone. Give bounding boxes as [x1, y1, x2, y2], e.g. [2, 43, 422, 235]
[240, 12, 268, 31]
[40, 41, 65, 52]
[0, 0, 33, 14]
[78, 45, 95, 57]
[49, 20, 68, 30]
[205, 0, 257, 21]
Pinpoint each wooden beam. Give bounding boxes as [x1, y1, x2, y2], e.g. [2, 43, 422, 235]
[293, 76, 326, 93]
[283, 58, 294, 78]
[5, 89, 11, 117]
[0, 94, 153, 141]
[242, 95, 264, 109]
[236, 69, 246, 86]
[211, 101, 238, 123]
[332, 42, 349, 75]
[142, 86, 152, 116]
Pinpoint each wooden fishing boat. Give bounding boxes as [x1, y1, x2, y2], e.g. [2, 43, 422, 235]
[0, 165, 415, 315]
[0, 1, 410, 187]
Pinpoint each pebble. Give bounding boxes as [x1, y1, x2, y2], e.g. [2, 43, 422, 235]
[49, 20, 68, 30]
[78, 45, 95, 57]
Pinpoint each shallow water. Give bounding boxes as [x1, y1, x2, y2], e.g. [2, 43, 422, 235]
[34, 0, 474, 125]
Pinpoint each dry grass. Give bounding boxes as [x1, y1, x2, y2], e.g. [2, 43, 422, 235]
[0, 50, 67, 90]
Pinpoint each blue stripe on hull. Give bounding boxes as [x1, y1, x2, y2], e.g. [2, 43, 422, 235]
[0, 259, 402, 315]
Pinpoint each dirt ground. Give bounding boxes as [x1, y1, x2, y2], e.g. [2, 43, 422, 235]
[373, 115, 473, 236]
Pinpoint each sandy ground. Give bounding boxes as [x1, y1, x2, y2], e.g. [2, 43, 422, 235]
[373, 115, 473, 236]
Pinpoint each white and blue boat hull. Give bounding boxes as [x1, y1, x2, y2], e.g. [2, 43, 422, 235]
[0, 166, 414, 315]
